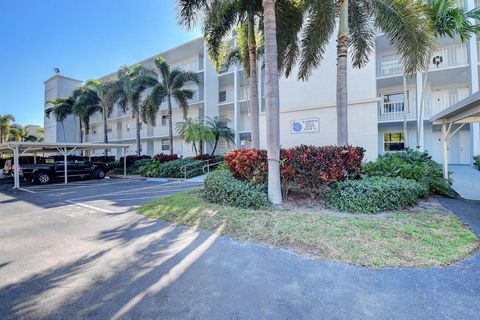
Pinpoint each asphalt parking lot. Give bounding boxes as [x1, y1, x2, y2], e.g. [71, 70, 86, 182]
[1, 177, 479, 319]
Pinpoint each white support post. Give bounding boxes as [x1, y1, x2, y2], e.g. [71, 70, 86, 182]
[416, 71, 424, 150]
[34, 152, 37, 164]
[123, 147, 127, 176]
[442, 123, 450, 180]
[64, 147, 68, 184]
[233, 38, 240, 148]
[13, 146, 20, 189]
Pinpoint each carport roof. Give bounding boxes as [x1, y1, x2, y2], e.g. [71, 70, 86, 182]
[431, 91, 480, 125]
[0, 142, 130, 154]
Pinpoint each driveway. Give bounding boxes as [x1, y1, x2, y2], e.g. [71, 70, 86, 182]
[0, 179, 479, 319]
[450, 164, 480, 200]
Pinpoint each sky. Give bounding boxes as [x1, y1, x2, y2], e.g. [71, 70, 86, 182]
[0, 0, 201, 126]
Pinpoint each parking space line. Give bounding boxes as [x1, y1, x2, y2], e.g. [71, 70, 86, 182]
[23, 179, 140, 193]
[18, 187, 36, 194]
[68, 181, 185, 201]
[65, 200, 113, 213]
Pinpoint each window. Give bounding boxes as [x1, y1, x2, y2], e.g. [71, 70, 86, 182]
[219, 91, 227, 103]
[161, 115, 168, 126]
[161, 139, 170, 151]
[383, 93, 405, 113]
[384, 133, 405, 152]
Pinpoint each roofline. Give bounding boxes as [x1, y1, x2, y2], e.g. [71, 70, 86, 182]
[100, 36, 204, 80]
[430, 91, 480, 122]
[43, 74, 84, 84]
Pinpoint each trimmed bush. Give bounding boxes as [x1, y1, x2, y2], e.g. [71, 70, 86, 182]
[224, 145, 365, 196]
[156, 159, 204, 178]
[107, 161, 123, 169]
[204, 171, 269, 209]
[474, 155, 480, 170]
[119, 155, 151, 167]
[133, 158, 153, 169]
[363, 150, 456, 197]
[324, 177, 428, 213]
[153, 153, 179, 163]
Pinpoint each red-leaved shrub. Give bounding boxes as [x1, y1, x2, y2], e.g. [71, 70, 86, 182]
[153, 153, 179, 163]
[224, 145, 364, 196]
[193, 154, 215, 161]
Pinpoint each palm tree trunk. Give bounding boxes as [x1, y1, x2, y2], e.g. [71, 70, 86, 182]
[103, 108, 109, 161]
[135, 110, 141, 156]
[403, 75, 409, 150]
[247, 14, 260, 149]
[417, 67, 429, 151]
[262, 0, 282, 205]
[192, 142, 198, 156]
[168, 95, 174, 155]
[211, 137, 219, 157]
[0, 128, 3, 143]
[61, 122, 66, 141]
[336, 0, 349, 146]
[79, 120, 84, 143]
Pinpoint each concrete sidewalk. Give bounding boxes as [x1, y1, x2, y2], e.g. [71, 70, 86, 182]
[450, 165, 480, 200]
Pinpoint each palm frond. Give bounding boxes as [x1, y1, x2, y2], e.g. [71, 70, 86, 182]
[349, 0, 375, 68]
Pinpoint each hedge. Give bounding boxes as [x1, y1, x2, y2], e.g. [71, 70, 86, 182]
[119, 155, 151, 167]
[324, 177, 428, 213]
[224, 145, 364, 196]
[204, 171, 269, 209]
[474, 155, 480, 170]
[153, 153, 179, 163]
[363, 150, 456, 197]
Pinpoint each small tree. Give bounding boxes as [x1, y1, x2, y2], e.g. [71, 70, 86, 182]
[176, 118, 214, 156]
[206, 116, 235, 156]
[45, 97, 74, 141]
[0, 114, 16, 143]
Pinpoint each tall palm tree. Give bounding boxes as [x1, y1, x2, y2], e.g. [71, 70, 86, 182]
[176, 0, 302, 151]
[8, 124, 36, 142]
[0, 114, 16, 143]
[45, 97, 74, 141]
[262, 0, 283, 205]
[206, 116, 235, 156]
[296, 0, 434, 146]
[72, 86, 102, 143]
[83, 79, 121, 157]
[416, 0, 480, 150]
[114, 64, 158, 156]
[143, 56, 199, 155]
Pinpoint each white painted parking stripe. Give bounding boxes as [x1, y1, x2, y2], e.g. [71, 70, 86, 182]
[65, 200, 114, 213]
[24, 179, 139, 193]
[18, 187, 36, 194]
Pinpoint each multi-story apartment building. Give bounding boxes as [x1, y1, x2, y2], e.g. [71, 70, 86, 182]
[44, 0, 480, 165]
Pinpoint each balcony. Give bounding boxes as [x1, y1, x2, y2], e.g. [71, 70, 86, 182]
[177, 59, 203, 73]
[378, 93, 468, 122]
[377, 44, 467, 77]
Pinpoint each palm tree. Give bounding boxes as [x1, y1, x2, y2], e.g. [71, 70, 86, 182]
[8, 124, 36, 142]
[114, 65, 158, 156]
[416, 0, 480, 150]
[206, 116, 235, 156]
[36, 127, 45, 142]
[143, 56, 199, 155]
[261, 0, 283, 205]
[176, 0, 302, 151]
[296, 0, 435, 146]
[176, 117, 214, 156]
[83, 79, 121, 158]
[0, 114, 16, 143]
[45, 97, 74, 141]
[72, 86, 102, 143]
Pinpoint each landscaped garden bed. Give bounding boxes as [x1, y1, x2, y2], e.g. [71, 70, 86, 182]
[139, 191, 479, 268]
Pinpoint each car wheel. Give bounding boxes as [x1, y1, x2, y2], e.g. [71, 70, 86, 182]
[35, 172, 51, 184]
[95, 169, 106, 179]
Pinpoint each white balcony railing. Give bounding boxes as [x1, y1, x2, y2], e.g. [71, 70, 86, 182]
[378, 101, 416, 122]
[378, 93, 468, 121]
[177, 60, 201, 73]
[377, 44, 467, 77]
[188, 89, 203, 103]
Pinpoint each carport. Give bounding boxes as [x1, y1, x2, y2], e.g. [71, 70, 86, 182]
[431, 91, 480, 179]
[0, 142, 130, 189]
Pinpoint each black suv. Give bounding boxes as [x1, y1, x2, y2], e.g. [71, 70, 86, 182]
[15, 155, 110, 184]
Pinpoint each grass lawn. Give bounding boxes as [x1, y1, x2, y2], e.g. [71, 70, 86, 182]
[139, 191, 479, 268]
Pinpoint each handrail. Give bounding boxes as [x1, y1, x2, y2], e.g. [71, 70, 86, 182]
[203, 160, 224, 174]
[180, 159, 211, 180]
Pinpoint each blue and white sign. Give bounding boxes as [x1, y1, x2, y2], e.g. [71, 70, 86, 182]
[290, 118, 319, 134]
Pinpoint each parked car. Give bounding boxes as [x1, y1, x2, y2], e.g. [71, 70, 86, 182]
[14, 155, 110, 184]
[3, 156, 46, 177]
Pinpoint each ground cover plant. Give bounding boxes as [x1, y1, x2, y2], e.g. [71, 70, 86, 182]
[139, 191, 479, 268]
[363, 150, 456, 197]
[324, 177, 428, 213]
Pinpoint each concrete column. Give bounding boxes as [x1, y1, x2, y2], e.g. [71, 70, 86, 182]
[442, 123, 449, 180]
[415, 71, 424, 149]
[467, 0, 480, 159]
[13, 146, 20, 189]
[233, 38, 240, 148]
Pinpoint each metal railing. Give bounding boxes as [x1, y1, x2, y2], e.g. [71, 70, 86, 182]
[202, 160, 224, 174]
[180, 159, 212, 180]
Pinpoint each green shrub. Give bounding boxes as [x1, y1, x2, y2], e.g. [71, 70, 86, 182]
[474, 155, 480, 170]
[112, 167, 138, 175]
[107, 161, 122, 169]
[132, 159, 153, 169]
[137, 161, 163, 177]
[363, 150, 456, 197]
[157, 159, 204, 178]
[204, 171, 269, 209]
[324, 177, 428, 213]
